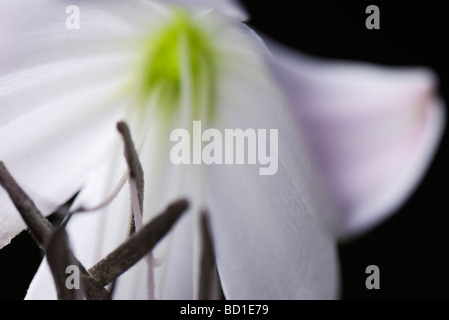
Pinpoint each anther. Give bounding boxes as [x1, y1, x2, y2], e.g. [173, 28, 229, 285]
[88, 198, 189, 287]
[198, 210, 223, 300]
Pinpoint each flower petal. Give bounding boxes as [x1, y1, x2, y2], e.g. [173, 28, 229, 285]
[25, 150, 130, 299]
[0, 83, 126, 249]
[197, 20, 340, 299]
[0, 0, 162, 248]
[0, 0, 164, 125]
[0, 42, 133, 248]
[266, 42, 445, 239]
[165, 0, 248, 21]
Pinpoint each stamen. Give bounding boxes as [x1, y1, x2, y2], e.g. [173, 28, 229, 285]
[0, 161, 110, 300]
[88, 198, 189, 287]
[198, 210, 223, 300]
[0, 161, 53, 248]
[1, 123, 190, 300]
[117, 121, 144, 213]
[45, 226, 83, 300]
[130, 178, 156, 300]
[47, 210, 110, 300]
[117, 120, 155, 299]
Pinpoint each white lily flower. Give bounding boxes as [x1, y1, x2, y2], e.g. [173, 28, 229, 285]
[0, 0, 444, 300]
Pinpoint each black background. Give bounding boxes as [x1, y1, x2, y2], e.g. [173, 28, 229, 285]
[0, 0, 448, 300]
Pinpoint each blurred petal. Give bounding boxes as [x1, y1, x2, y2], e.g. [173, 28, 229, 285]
[0, 0, 163, 248]
[201, 22, 339, 299]
[0, 80, 126, 248]
[0, 0, 160, 125]
[266, 43, 446, 238]
[0, 0, 54, 69]
[26, 151, 130, 299]
[165, 0, 248, 21]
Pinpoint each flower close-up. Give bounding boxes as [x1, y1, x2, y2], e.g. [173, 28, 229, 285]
[0, 0, 446, 300]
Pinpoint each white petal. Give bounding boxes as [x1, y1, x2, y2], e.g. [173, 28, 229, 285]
[266, 42, 445, 239]
[15, 0, 201, 299]
[23, 4, 337, 300]
[0, 67, 128, 249]
[0, 0, 164, 124]
[0, 0, 58, 68]
[24, 259, 57, 300]
[26, 146, 130, 299]
[0, 0, 159, 248]
[0, 52, 133, 126]
[163, 0, 248, 21]
[25, 113, 198, 299]
[199, 19, 340, 299]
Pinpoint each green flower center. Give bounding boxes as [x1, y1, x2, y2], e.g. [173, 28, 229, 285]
[135, 10, 216, 119]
